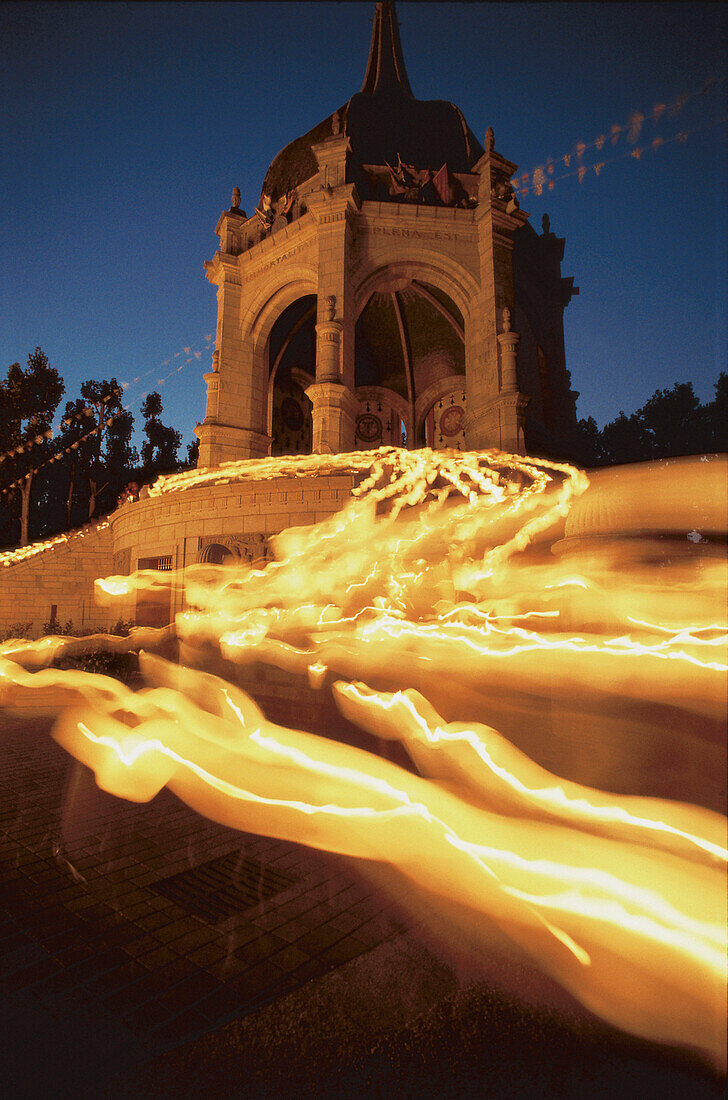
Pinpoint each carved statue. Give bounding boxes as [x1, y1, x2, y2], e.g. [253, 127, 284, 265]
[231, 187, 241, 210]
[491, 180, 513, 202]
[325, 295, 336, 322]
[542, 213, 550, 235]
[331, 110, 341, 136]
[484, 126, 495, 153]
[254, 194, 275, 231]
[502, 307, 511, 333]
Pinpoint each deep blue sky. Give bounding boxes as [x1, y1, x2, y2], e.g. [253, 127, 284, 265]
[2, 1, 726, 456]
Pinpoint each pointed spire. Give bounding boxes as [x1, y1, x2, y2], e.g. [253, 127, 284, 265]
[361, 2, 413, 97]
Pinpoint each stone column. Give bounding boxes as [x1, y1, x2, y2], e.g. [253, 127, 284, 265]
[315, 295, 343, 382]
[466, 129, 528, 451]
[203, 351, 221, 421]
[497, 308, 519, 392]
[306, 295, 357, 453]
[495, 309, 528, 452]
[305, 382, 359, 455]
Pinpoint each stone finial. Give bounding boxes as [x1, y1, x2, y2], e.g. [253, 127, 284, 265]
[212, 350, 220, 373]
[324, 295, 336, 322]
[502, 307, 511, 333]
[231, 187, 241, 210]
[331, 110, 341, 136]
[484, 126, 495, 153]
[542, 213, 550, 235]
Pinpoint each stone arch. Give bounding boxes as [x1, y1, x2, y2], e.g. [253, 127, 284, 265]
[415, 373, 468, 435]
[353, 254, 477, 326]
[264, 294, 316, 455]
[354, 262, 469, 446]
[200, 542, 235, 565]
[244, 267, 318, 346]
[240, 269, 318, 446]
[353, 385, 411, 450]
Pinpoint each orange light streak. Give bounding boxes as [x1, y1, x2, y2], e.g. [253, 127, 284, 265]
[0, 448, 725, 1069]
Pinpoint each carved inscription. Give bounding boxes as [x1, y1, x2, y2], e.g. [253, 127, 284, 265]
[363, 226, 462, 242]
[245, 243, 305, 280]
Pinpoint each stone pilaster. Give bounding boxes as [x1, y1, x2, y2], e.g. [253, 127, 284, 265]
[466, 128, 528, 451]
[310, 131, 351, 192]
[194, 421, 271, 466]
[307, 176, 360, 391]
[497, 310, 519, 392]
[199, 249, 263, 466]
[214, 207, 247, 257]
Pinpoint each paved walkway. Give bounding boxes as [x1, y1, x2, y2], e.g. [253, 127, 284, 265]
[0, 714, 410, 1089]
[1, 715, 723, 1099]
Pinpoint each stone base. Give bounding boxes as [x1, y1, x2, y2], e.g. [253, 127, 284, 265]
[305, 382, 360, 454]
[465, 393, 528, 454]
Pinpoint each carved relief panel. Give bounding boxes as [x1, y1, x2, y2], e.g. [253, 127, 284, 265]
[198, 534, 272, 566]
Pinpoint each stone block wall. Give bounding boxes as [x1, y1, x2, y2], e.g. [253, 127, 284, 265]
[0, 468, 358, 638]
[0, 523, 115, 637]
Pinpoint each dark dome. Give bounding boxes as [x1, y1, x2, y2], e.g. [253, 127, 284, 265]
[260, 2, 484, 204]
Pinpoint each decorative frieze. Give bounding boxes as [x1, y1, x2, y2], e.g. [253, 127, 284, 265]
[198, 533, 270, 565]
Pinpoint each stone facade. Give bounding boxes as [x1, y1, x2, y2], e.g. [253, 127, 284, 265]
[0, 469, 357, 636]
[0, 2, 580, 637]
[196, 2, 578, 468]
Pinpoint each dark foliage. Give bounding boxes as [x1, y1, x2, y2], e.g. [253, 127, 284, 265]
[141, 391, 182, 479]
[0, 348, 65, 546]
[1, 353, 196, 550]
[574, 373, 727, 467]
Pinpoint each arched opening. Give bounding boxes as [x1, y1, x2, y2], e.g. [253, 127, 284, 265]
[268, 295, 316, 455]
[201, 543, 235, 565]
[355, 281, 464, 450]
[420, 387, 467, 450]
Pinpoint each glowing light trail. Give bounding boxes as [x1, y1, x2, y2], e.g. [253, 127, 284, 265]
[0, 447, 725, 1069]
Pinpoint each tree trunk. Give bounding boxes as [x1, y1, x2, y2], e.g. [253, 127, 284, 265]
[88, 476, 97, 519]
[67, 457, 76, 529]
[19, 472, 33, 546]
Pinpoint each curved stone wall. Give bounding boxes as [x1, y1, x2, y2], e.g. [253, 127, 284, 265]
[0, 467, 358, 636]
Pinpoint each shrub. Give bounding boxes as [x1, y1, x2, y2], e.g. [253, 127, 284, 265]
[0, 621, 33, 643]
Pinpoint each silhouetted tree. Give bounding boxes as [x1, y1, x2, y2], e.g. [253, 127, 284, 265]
[639, 381, 705, 458]
[79, 378, 129, 518]
[37, 397, 96, 534]
[575, 373, 726, 467]
[104, 408, 138, 512]
[141, 392, 181, 479]
[40, 381, 138, 529]
[600, 411, 649, 466]
[185, 438, 199, 468]
[573, 416, 604, 467]
[0, 349, 64, 546]
[705, 372, 728, 452]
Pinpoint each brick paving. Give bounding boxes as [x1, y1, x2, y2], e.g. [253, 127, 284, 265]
[0, 714, 410, 1074]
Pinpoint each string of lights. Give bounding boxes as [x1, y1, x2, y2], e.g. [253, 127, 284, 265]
[0, 334, 214, 479]
[0, 412, 121, 497]
[120, 334, 213, 399]
[516, 112, 728, 197]
[512, 75, 725, 197]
